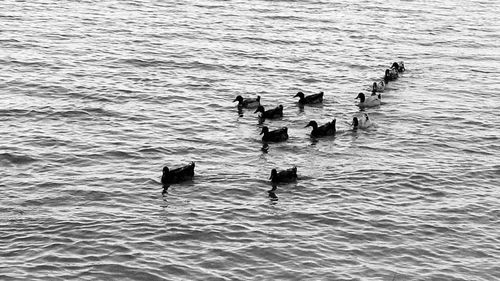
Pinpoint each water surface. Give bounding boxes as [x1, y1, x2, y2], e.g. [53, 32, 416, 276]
[1, 0, 499, 280]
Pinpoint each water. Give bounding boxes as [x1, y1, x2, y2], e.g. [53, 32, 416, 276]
[1, 0, 499, 280]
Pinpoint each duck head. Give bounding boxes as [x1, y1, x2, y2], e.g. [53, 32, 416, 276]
[391, 62, 400, 71]
[233, 95, 243, 103]
[254, 105, 265, 114]
[305, 120, 318, 129]
[355, 92, 366, 103]
[269, 168, 278, 180]
[260, 126, 269, 135]
[372, 82, 377, 91]
[294, 91, 305, 99]
[162, 166, 170, 175]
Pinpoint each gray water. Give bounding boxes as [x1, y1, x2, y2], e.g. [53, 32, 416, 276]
[1, 0, 500, 280]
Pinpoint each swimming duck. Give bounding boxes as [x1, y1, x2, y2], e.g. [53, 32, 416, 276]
[305, 119, 336, 137]
[372, 81, 385, 93]
[161, 162, 195, 185]
[391, 61, 405, 73]
[270, 166, 297, 183]
[260, 126, 288, 142]
[254, 105, 284, 119]
[294, 91, 324, 104]
[233, 95, 261, 108]
[355, 92, 381, 108]
[352, 113, 373, 130]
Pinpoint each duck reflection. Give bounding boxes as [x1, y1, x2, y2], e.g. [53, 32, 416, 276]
[268, 184, 278, 201]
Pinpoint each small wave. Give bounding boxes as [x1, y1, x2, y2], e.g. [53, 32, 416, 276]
[0, 109, 32, 117]
[103, 150, 141, 159]
[0, 152, 37, 165]
[45, 107, 122, 119]
[137, 146, 170, 154]
[116, 57, 176, 68]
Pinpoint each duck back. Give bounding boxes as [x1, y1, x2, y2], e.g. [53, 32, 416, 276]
[162, 162, 195, 184]
[271, 166, 298, 183]
[263, 127, 288, 142]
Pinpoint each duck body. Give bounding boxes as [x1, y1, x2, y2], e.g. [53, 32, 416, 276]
[391, 61, 405, 73]
[161, 162, 195, 185]
[233, 95, 261, 109]
[385, 68, 399, 81]
[254, 105, 283, 119]
[260, 126, 288, 142]
[356, 92, 381, 108]
[294, 91, 324, 104]
[352, 113, 373, 129]
[270, 166, 297, 183]
[306, 119, 336, 137]
[372, 81, 385, 93]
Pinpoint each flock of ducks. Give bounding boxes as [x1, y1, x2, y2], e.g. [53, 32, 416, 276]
[161, 61, 406, 197]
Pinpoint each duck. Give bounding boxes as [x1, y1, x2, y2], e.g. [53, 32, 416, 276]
[254, 105, 283, 119]
[233, 95, 261, 109]
[355, 92, 381, 108]
[372, 81, 385, 93]
[305, 119, 336, 137]
[384, 69, 398, 82]
[352, 113, 373, 130]
[391, 61, 405, 73]
[294, 91, 324, 104]
[161, 162, 195, 185]
[270, 166, 297, 183]
[260, 126, 288, 142]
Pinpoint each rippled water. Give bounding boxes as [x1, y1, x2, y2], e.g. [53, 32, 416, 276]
[1, 0, 500, 280]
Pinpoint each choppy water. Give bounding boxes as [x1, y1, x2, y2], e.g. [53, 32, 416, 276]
[1, 0, 500, 280]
